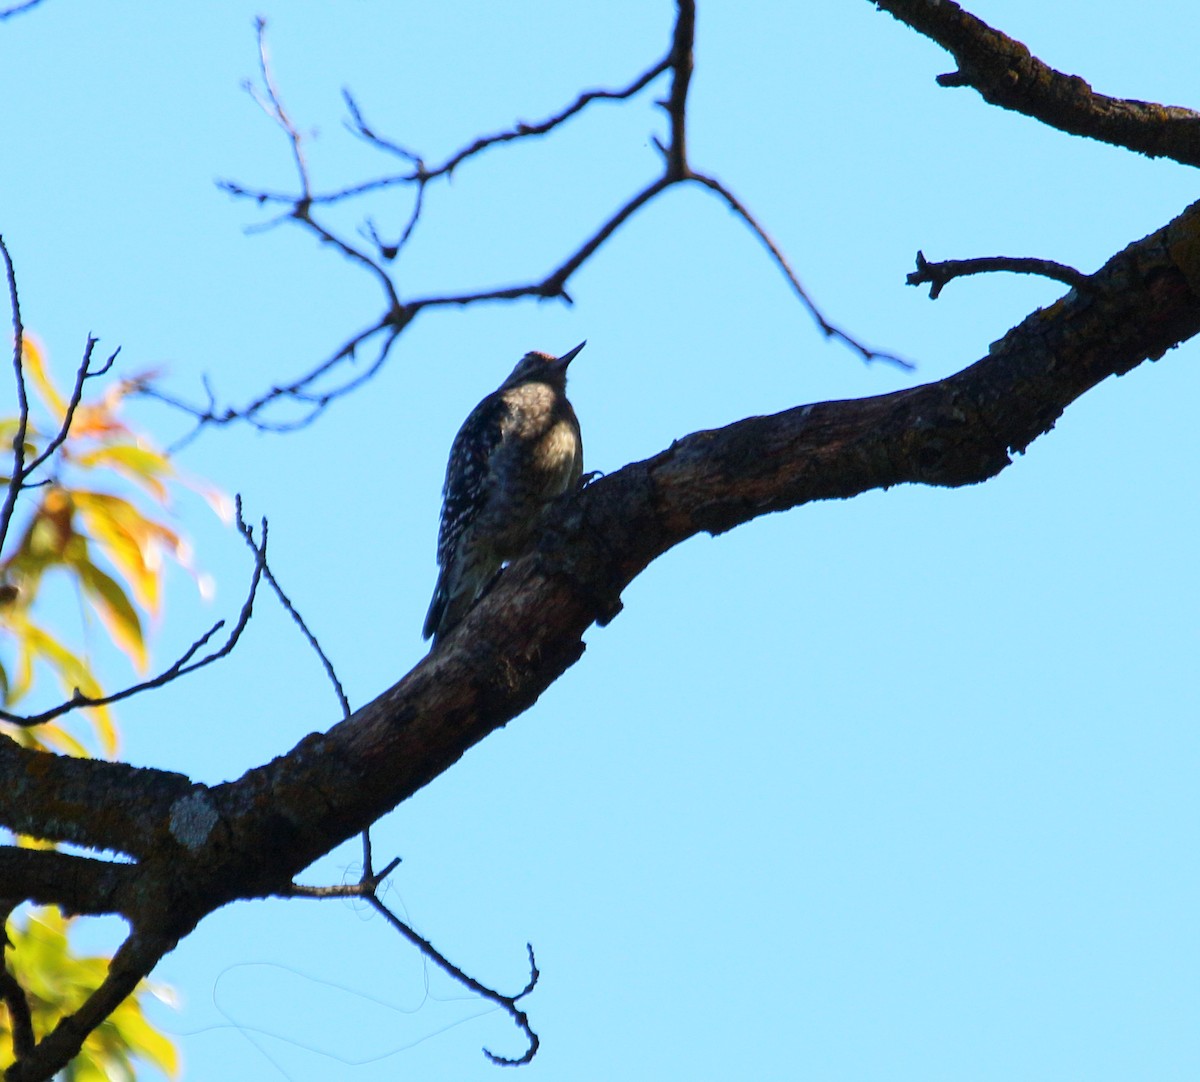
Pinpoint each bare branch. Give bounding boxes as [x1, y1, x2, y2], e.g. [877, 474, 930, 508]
[165, 0, 892, 441]
[282, 855, 401, 900]
[247, 16, 310, 198]
[658, 0, 696, 177]
[241, 50, 675, 207]
[236, 509, 351, 719]
[872, 0, 1200, 167]
[0, 234, 30, 558]
[409, 175, 674, 313]
[367, 897, 540, 1067]
[0, 734, 194, 859]
[23, 340, 120, 479]
[690, 173, 913, 368]
[907, 250, 1092, 299]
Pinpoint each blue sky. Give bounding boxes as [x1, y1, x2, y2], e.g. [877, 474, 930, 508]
[3, 1, 1199, 1079]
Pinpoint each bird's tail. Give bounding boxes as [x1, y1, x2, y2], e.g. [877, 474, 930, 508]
[422, 575, 448, 642]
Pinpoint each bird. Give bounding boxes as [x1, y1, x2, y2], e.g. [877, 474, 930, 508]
[423, 341, 586, 645]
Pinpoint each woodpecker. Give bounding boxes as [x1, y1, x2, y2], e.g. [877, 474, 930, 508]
[423, 342, 586, 644]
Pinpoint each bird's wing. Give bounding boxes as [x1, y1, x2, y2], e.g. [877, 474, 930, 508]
[435, 391, 512, 566]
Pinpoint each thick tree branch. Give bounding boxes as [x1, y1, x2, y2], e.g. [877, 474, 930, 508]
[872, 0, 1200, 166]
[0, 735, 195, 859]
[0, 849, 136, 917]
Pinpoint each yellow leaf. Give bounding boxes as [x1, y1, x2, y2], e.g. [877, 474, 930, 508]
[72, 558, 147, 671]
[72, 444, 173, 503]
[20, 334, 66, 420]
[73, 491, 182, 613]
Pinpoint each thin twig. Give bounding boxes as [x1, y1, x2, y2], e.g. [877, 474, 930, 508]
[368, 897, 540, 1066]
[24, 340, 120, 478]
[249, 16, 310, 199]
[280, 830, 538, 1063]
[0, 235, 30, 557]
[691, 173, 914, 369]
[236, 511, 351, 719]
[232, 54, 675, 208]
[163, 0, 905, 440]
[907, 250, 1093, 299]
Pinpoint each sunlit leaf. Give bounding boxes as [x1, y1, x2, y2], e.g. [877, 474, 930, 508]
[72, 444, 172, 503]
[72, 558, 147, 672]
[73, 490, 184, 615]
[20, 335, 66, 420]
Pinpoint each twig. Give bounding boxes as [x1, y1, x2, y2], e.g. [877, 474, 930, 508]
[24, 340, 120, 477]
[247, 17, 310, 199]
[283, 855, 402, 900]
[691, 173, 914, 368]
[369, 899, 540, 1066]
[236, 509, 351, 719]
[243, 54, 675, 207]
[160, 0, 905, 440]
[280, 825, 539, 1064]
[0, 235, 30, 557]
[907, 250, 1092, 299]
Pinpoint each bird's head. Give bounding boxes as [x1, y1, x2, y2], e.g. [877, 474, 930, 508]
[501, 341, 586, 390]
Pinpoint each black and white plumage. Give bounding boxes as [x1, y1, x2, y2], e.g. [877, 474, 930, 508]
[423, 342, 585, 644]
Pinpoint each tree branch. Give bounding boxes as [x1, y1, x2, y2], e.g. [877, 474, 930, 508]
[0, 0, 47, 20]
[0, 848, 137, 917]
[367, 898, 539, 1067]
[0, 902, 34, 1064]
[906, 250, 1092, 299]
[0, 234, 30, 558]
[0, 735, 195, 859]
[872, 0, 1200, 167]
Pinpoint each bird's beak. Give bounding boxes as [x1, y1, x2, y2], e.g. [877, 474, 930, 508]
[554, 340, 586, 371]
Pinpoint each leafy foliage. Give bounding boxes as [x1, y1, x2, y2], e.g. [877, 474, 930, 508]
[1, 337, 222, 1075]
[0, 908, 179, 1081]
[0, 337, 219, 755]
